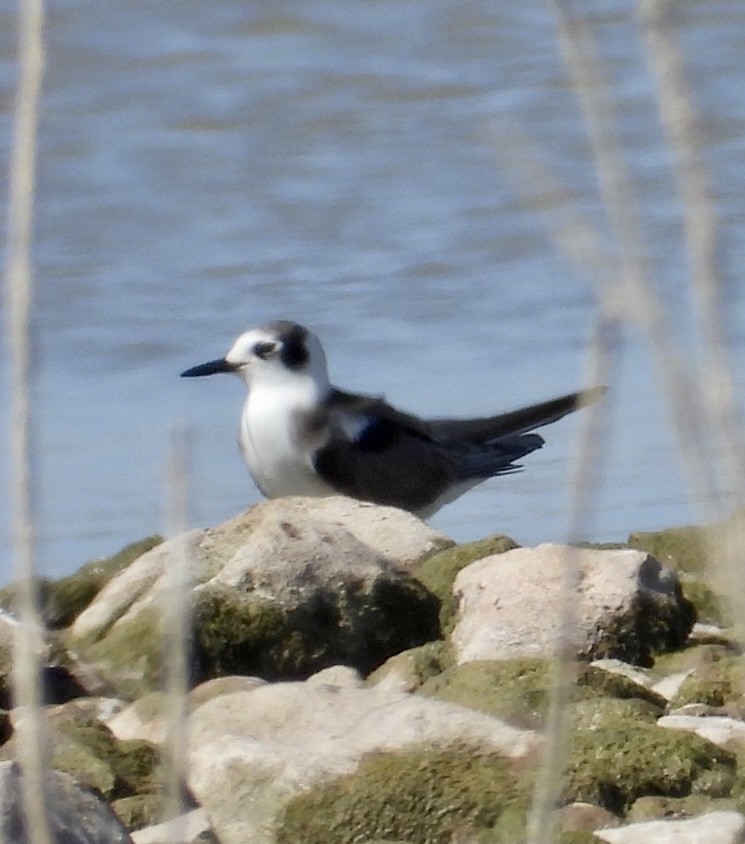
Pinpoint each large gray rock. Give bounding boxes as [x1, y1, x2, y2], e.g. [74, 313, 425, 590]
[0, 760, 132, 843]
[186, 674, 542, 844]
[594, 810, 745, 844]
[67, 498, 443, 696]
[452, 544, 695, 665]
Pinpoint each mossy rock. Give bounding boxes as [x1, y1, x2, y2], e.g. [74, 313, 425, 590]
[0, 716, 161, 802]
[628, 526, 710, 575]
[418, 659, 552, 730]
[193, 584, 332, 681]
[669, 653, 745, 713]
[677, 572, 731, 627]
[571, 696, 662, 731]
[367, 641, 452, 691]
[77, 604, 166, 699]
[565, 722, 737, 815]
[629, 517, 745, 628]
[193, 575, 439, 683]
[558, 834, 599, 844]
[628, 793, 738, 821]
[575, 665, 667, 709]
[111, 793, 166, 831]
[276, 744, 535, 844]
[55, 718, 161, 798]
[652, 643, 738, 678]
[413, 534, 518, 636]
[419, 660, 667, 732]
[0, 536, 163, 629]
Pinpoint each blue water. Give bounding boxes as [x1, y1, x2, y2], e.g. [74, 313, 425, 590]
[1, 0, 744, 579]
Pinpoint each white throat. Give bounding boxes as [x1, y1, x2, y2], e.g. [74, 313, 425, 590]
[238, 374, 334, 499]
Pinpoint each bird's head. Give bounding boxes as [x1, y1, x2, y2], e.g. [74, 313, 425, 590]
[181, 320, 330, 391]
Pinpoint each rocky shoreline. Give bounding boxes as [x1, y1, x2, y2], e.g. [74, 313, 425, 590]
[1, 496, 744, 843]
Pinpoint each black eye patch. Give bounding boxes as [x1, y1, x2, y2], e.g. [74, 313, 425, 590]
[253, 341, 278, 359]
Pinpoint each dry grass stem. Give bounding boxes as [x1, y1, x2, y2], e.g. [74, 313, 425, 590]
[4, 0, 52, 842]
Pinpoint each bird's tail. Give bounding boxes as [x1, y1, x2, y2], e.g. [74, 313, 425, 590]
[430, 387, 605, 444]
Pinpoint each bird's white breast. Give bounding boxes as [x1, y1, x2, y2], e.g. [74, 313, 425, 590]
[238, 383, 334, 499]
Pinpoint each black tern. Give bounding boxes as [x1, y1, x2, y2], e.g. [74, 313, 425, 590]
[181, 320, 604, 517]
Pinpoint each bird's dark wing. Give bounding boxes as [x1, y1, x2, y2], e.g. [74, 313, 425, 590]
[311, 390, 458, 512]
[428, 387, 605, 444]
[312, 386, 604, 511]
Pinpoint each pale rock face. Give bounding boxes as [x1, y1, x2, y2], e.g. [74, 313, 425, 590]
[66, 497, 446, 695]
[657, 714, 745, 748]
[451, 544, 694, 665]
[186, 678, 543, 844]
[594, 810, 745, 844]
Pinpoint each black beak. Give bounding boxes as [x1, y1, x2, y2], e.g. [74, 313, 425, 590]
[181, 358, 237, 378]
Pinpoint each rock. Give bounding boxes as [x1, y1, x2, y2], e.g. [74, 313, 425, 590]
[306, 665, 364, 689]
[688, 623, 736, 647]
[559, 801, 620, 834]
[452, 544, 695, 665]
[652, 670, 694, 702]
[419, 659, 666, 733]
[412, 534, 518, 635]
[0, 617, 94, 708]
[594, 810, 745, 843]
[565, 722, 736, 816]
[187, 675, 267, 712]
[67, 499, 442, 696]
[257, 496, 453, 567]
[367, 642, 449, 694]
[658, 714, 745, 747]
[277, 744, 534, 844]
[0, 760, 133, 843]
[1, 714, 162, 804]
[669, 653, 745, 716]
[571, 696, 662, 731]
[130, 807, 211, 844]
[71, 530, 206, 643]
[0, 536, 164, 631]
[419, 659, 554, 731]
[107, 693, 169, 745]
[628, 794, 739, 821]
[186, 679, 542, 844]
[591, 659, 653, 688]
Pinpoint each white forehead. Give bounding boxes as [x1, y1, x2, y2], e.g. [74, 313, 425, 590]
[223, 322, 328, 380]
[225, 327, 276, 362]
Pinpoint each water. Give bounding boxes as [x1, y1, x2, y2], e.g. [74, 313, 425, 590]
[1, 0, 744, 580]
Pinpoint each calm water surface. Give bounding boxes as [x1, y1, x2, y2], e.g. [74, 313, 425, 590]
[1, 0, 744, 578]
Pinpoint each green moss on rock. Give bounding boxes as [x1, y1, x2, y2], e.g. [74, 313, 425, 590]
[652, 643, 736, 678]
[111, 793, 166, 831]
[419, 659, 551, 730]
[572, 696, 662, 731]
[677, 572, 730, 627]
[628, 793, 738, 821]
[628, 526, 710, 575]
[669, 653, 745, 713]
[194, 574, 439, 682]
[565, 723, 737, 815]
[413, 535, 518, 636]
[193, 585, 318, 681]
[79, 604, 165, 699]
[56, 717, 161, 798]
[419, 661, 668, 732]
[276, 744, 534, 844]
[576, 665, 667, 709]
[0, 535, 163, 629]
[367, 641, 451, 691]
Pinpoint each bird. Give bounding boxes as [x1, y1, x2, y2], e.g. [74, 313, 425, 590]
[181, 320, 605, 518]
